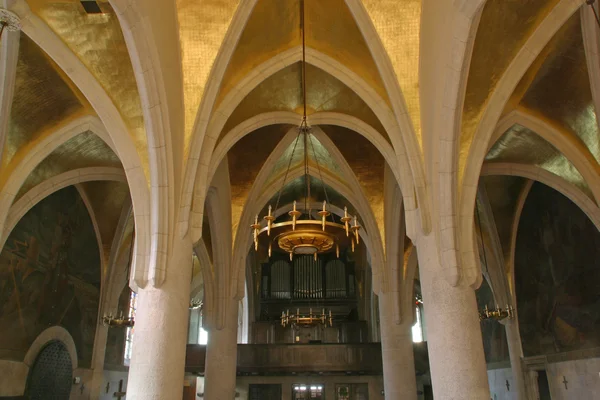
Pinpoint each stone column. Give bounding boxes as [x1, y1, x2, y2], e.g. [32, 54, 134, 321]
[378, 291, 418, 399]
[203, 298, 239, 399]
[417, 234, 490, 399]
[504, 318, 529, 399]
[127, 235, 193, 399]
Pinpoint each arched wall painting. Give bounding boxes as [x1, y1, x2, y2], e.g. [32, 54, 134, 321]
[516, 183, 600, 357]
[0, 186, 101, 367]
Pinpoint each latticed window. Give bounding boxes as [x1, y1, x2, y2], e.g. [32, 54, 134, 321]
[412, 305, 423, 343]
[123, 291, 137, 366]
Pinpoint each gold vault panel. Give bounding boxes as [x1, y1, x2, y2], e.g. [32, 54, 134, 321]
[28, 0, 148, 180]
[360, 0, 421, 146]
[177, 0, 241, 156]
[519, 13, 600, 165]
[5, 33, 91, 173]
[16, 131, 122, 201]
[485, 124, 593, 201]
[221, 62, 389, 142]
[216, 0, 390, 108]
[460, 0, 561, 181]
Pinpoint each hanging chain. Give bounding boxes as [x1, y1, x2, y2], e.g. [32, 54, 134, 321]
[274, 130, 302, 212]
[308, 134, 333, 221]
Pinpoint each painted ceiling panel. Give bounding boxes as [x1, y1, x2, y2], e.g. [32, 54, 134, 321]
[264, 131, 344, 189]
[17, 131, 122, 201]
[216, 0, 389, 107]
[5, 33, 90, 169]
[486, 124, 592, 200]
[221, 62, 388, 141]
[28, 0, 148, 179]
[461, 0, 561, 178]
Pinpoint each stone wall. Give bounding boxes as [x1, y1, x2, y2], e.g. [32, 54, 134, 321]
[487, 367, 517, 400]
[0, 359, 28, 396]
[546, 357, 600, 399]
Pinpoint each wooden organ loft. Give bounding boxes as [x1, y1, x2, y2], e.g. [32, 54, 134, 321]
[252, 252, 369, 344]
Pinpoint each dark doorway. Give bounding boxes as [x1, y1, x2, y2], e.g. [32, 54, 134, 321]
[537, 370, 551, 400]
[25, 341, 73, 400]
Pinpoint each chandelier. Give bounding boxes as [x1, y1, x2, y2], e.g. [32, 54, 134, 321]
[250, 0, 360, 262]
[475, 193, 514, 322]
[281, 308, 333, 328]
[102, 312, 135, 328]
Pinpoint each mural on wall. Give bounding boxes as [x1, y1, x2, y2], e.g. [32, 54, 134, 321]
[516, 183, 600, 357]
[0, 186, 101, 367]
[476, 278, 510, 364]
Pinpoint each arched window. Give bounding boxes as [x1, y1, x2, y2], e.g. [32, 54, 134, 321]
[123, 291, 137, 366]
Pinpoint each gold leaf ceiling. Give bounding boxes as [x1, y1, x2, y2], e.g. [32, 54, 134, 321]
[227, 124, 291, 244]
[461, 0, 561, 178]
[359, 0, 421, 145]
[264, 131, 344, 189]
[16, 131, 122, 200]
[177, 0, 241, 157]
[485, 124, 592, 201]
[221, 62, 388, 141]
[5, 33, 91, 171]
[27, 0, 148, 180]
[517, 12, 600, 165]
[216, 0, 389, 107]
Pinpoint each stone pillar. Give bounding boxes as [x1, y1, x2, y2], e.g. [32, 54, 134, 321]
[417, 234, 490, 399]
[204, 298, 239, 399]
[127, 236, 193, 400]
[378, 291, 418, 399]
[504, 318, 529, 399]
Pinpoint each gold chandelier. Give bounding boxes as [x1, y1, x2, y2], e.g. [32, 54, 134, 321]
[251, 0, 360, 262]
[281, 308, 333, 328]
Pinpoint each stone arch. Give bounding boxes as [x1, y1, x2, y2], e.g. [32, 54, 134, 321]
[24, 326, 78, 370]
[481, 163, 600, 230]
[12, 2, 151, 289]
[186, 47, 424, 242]
[490, 110, 600, 202]
[459, 0, 583, 285]
[1, 168, 125, 251]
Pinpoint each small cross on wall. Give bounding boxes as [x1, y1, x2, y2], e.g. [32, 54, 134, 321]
[505, 380, 510, 391]
[562, 376, 569, 390]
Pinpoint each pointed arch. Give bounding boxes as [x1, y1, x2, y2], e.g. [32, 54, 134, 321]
[491, 110, 600, 202]
[344, 0, 429, 232]
[459, 0, 583, 285]
[0, 116, 114, 254]
[186, 47, 422, 242]
[2, 167, 126, 250]
[9, 1, 151, 289]
[481, 162, 600, 230]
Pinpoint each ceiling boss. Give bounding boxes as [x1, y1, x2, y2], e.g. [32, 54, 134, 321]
[250, 0, 360, 262]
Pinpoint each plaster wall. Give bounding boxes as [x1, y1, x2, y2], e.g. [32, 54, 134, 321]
[546, 357, 600, 399]
[0, 359, 28, 396]
[99, 369, 129, 400]
[487, 368, 517, 400]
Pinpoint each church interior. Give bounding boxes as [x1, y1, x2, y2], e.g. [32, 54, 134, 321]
[0, 0, 600, 399]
